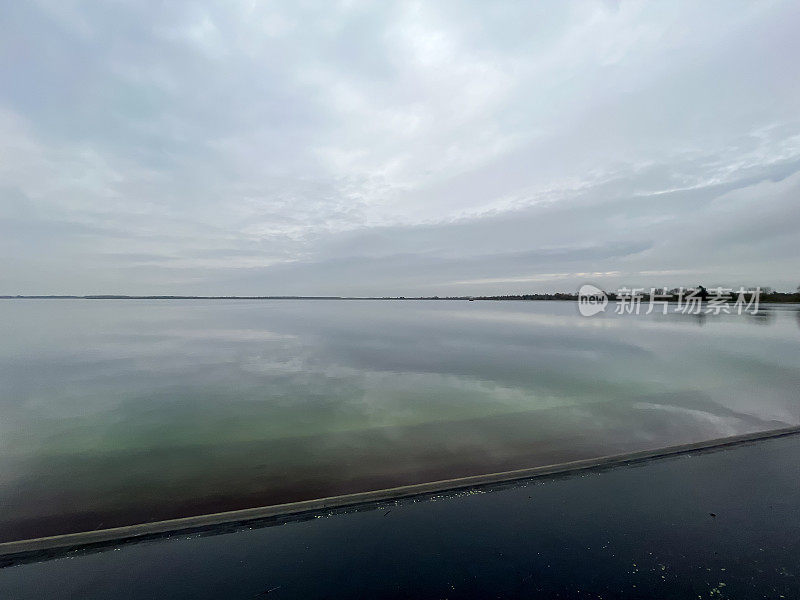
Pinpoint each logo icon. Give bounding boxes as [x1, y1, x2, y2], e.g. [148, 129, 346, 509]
[578, 284, 608, 316]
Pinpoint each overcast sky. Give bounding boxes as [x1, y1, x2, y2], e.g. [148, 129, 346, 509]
[2, 1, 799, 296]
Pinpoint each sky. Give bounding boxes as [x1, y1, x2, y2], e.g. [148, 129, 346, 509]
[1, 1, 799, 296]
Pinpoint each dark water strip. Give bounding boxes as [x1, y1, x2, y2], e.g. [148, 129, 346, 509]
[3, 425, 798, 563]
[3, 427, 800, 599]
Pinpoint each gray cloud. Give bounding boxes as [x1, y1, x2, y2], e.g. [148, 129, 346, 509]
[1, 1, 799, 294]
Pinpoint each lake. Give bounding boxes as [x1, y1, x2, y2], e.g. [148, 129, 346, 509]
[1, 299, 798, 541]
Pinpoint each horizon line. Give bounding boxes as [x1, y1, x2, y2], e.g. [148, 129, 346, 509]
[2, 288, 799, 302]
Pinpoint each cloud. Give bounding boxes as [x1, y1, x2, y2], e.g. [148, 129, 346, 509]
[1, 1, 799, 294]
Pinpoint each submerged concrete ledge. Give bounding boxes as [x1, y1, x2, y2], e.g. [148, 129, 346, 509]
[2, 425, 799, 561]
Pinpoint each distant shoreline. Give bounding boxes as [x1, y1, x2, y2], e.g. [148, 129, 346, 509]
[2, 293, 799, 303]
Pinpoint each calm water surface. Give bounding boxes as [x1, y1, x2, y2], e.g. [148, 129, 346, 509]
[1, 299, 799, 541]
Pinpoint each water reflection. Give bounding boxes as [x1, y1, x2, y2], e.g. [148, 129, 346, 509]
[0, 299, 798, 541]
